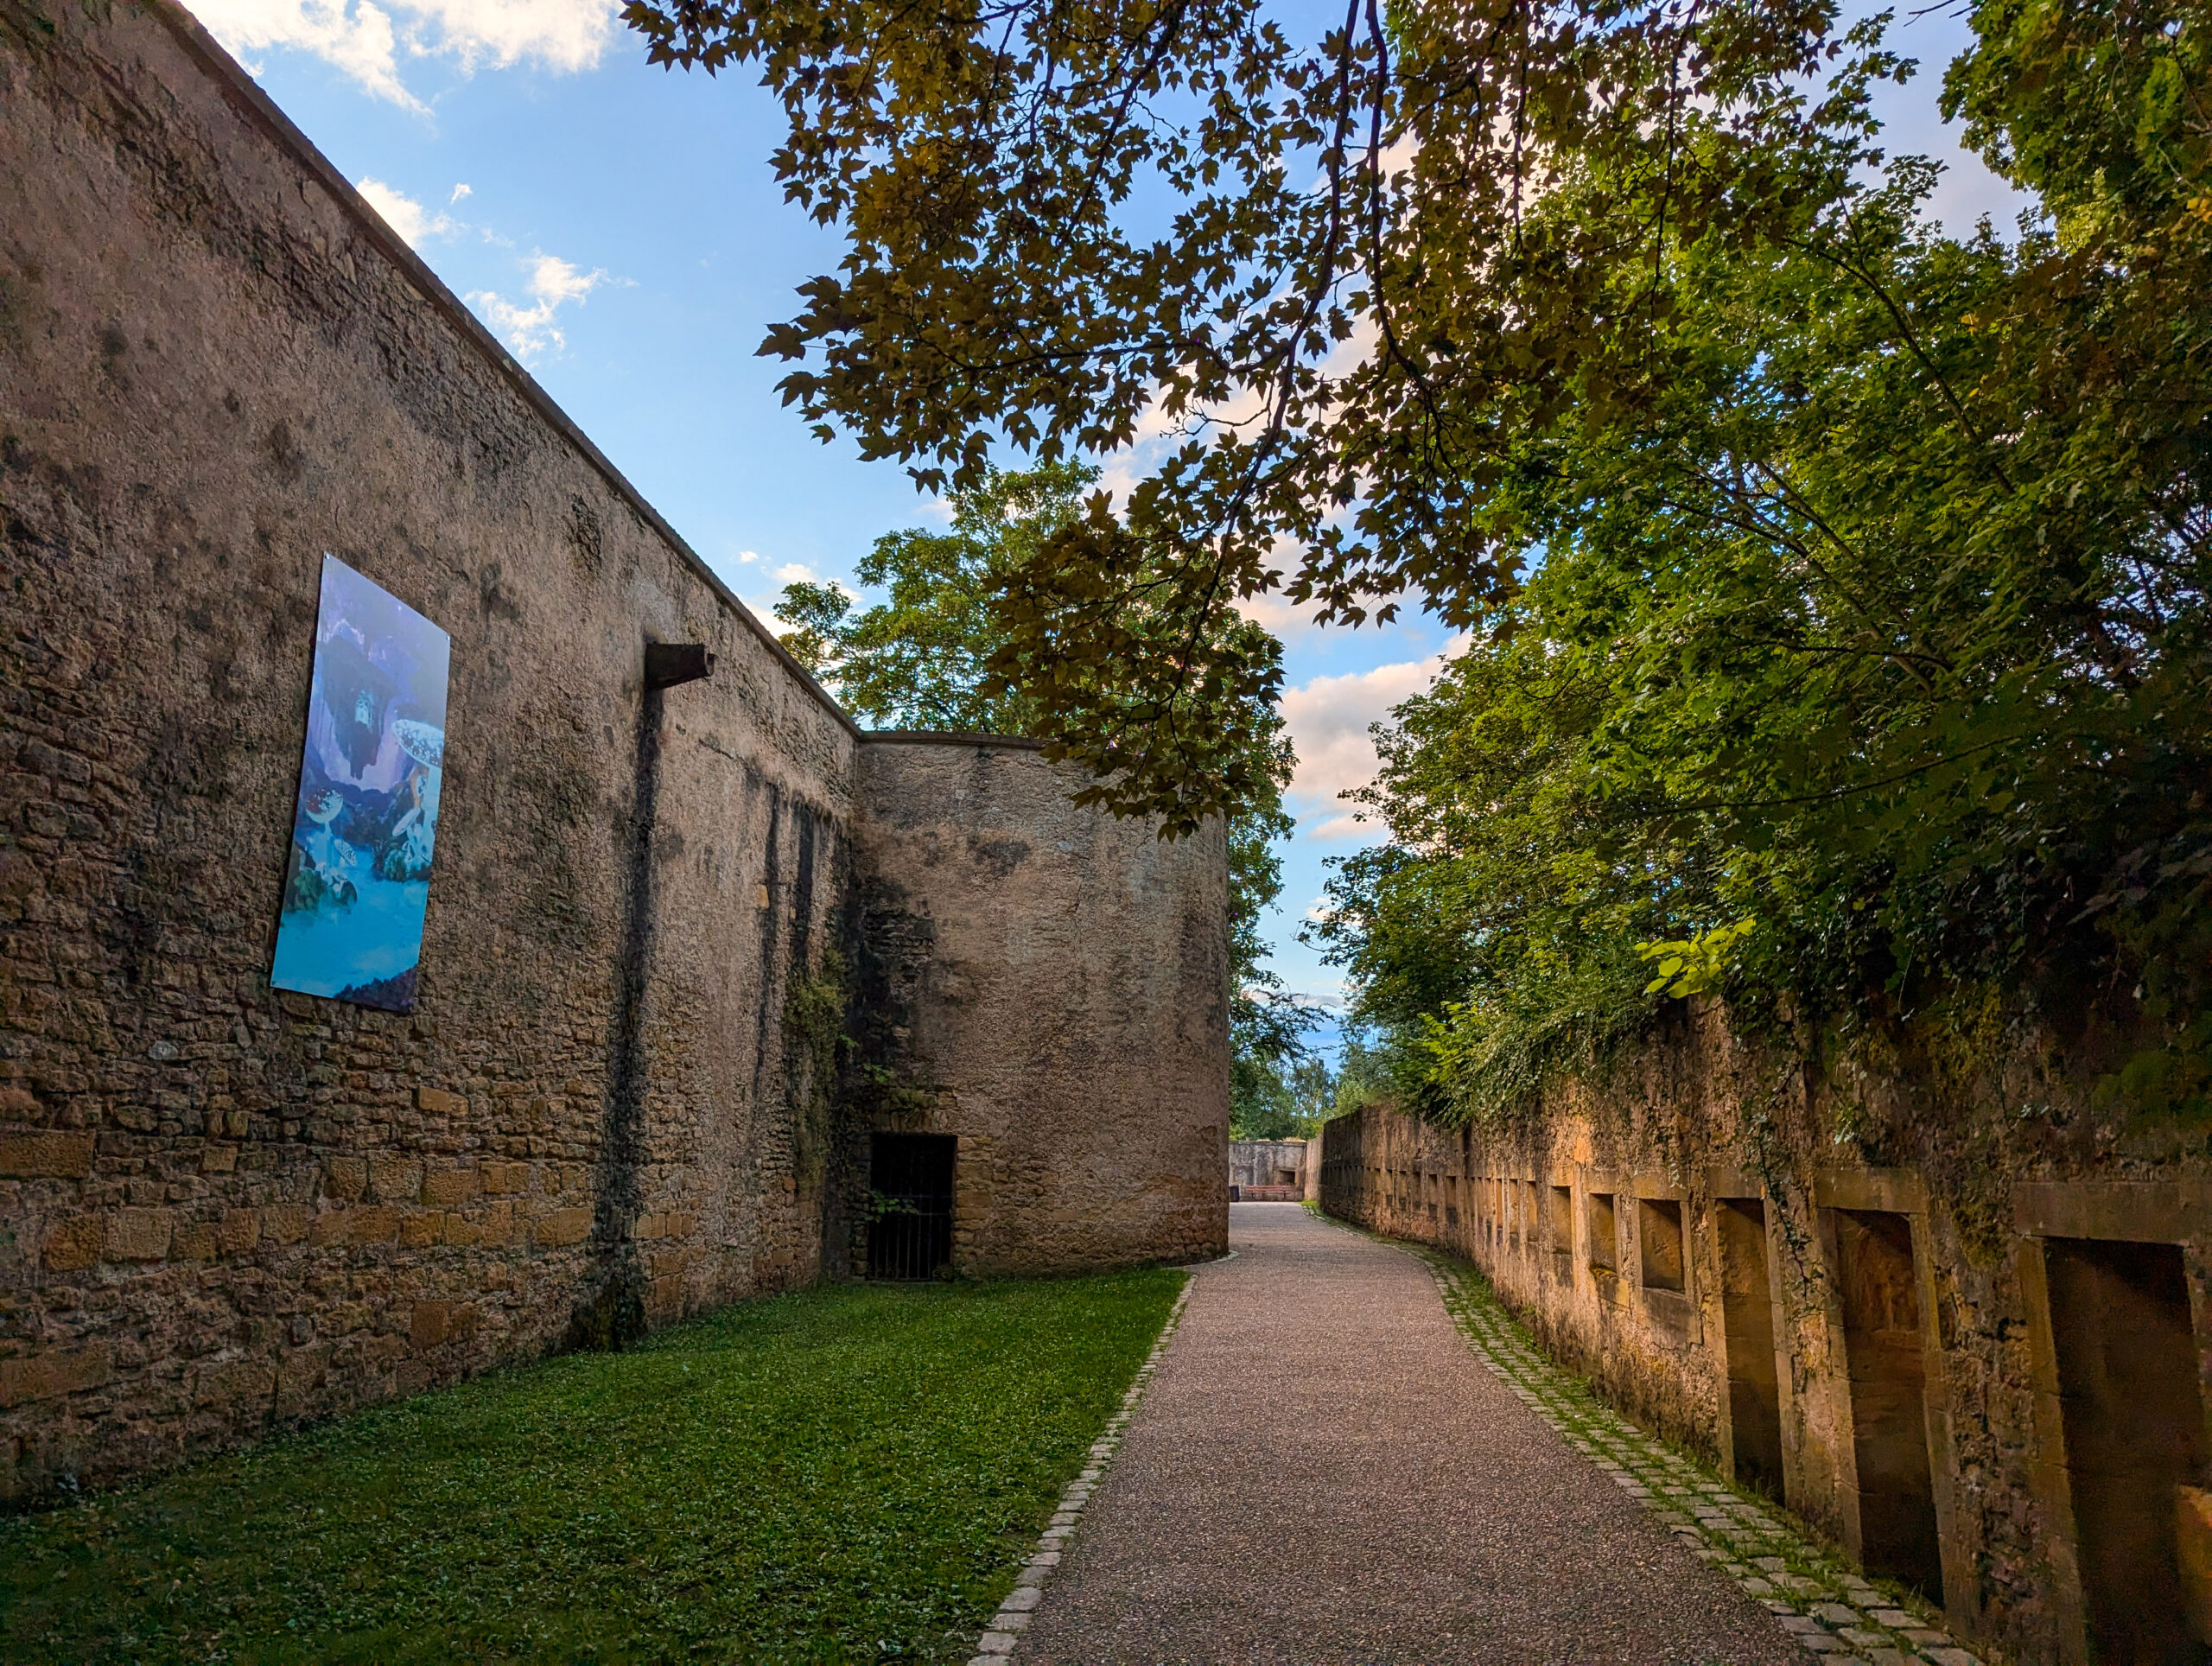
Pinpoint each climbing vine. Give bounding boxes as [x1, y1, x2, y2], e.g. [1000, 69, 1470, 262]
[781, 948, 849, 1194]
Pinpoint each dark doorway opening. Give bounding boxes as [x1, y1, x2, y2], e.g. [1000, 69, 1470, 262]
[1832, 1208, 1944, 1603]
[868, 1133, 957, 1281]
[1718, 1199, 1787, 1500]
[2044, 1236, 2208, 1666]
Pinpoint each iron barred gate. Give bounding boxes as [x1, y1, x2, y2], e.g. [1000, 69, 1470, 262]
[866, 1132, 957, 1280]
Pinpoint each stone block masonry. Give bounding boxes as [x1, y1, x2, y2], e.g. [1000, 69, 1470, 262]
[0, 1, 1227, 1500]
[843, 744, 1229, 1277]
[1425, 1247, 1986, 1666]
[1320, 996, 2212, 1666]
[1228, 1137, 1308, 1195]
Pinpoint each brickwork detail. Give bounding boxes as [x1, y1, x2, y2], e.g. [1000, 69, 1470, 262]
[844, 745, 1230, 1277]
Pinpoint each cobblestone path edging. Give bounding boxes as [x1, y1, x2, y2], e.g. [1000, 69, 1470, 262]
[965, 1275, 1194, 1664]
[1418, 1248, 1988, 1666]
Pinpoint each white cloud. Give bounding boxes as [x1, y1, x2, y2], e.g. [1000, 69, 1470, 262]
[770, 563, 856, 601]
[1230, 573, 1344, 641]
[196, 0, 417, 105]
[449, 182, 474, 204]
[737, 562, 855, 631]
[411, 0, 615, 70]
[188, 0, 618, 107]
[355, 176, 451, 245]
[1280, 647, 1459, 839]
[467, 251, 605, 362]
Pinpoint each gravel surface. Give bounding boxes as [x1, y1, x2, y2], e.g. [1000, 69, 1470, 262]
[1014, 1203, 1808, 1664]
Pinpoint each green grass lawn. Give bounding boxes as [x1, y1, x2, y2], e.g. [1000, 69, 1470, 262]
[0, 1269, 1182, 1664]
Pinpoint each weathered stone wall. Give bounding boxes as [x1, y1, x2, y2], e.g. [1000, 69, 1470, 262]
[1229, 1138, 1307, 1191]
[845, 741, 1230, 1275]
[0, 3, 1230, 1501]
[1319, 1002, 2212, 1665]
[0, 0, 860, 1497]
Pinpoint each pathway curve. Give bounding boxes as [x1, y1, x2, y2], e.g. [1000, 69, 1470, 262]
[1012, 1203, 1809, 1665]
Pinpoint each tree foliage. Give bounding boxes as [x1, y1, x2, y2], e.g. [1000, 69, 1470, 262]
[778, 462, 1309, 1077]
[632, 0, 2212, 1115]
[779, 463, 1082, 734]
[1306, 121, 2212, 1119]
[627, 0, 1942, 805]
[1232, 1047, 1338, 1139]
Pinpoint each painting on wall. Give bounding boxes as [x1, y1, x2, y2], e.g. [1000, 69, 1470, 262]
[270, 555, 451, 1013]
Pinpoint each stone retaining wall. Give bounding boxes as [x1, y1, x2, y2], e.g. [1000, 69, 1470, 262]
[1319, 1003, 2212, 1666]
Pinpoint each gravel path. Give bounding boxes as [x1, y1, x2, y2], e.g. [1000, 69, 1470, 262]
[1013, 1203, 1807, 1665]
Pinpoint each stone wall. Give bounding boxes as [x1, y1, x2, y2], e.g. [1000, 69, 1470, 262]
[0, 2, 1228, 1500]
[1229, 1138, 1307, 1192]
[844, 741, 1230, 1276]
[1319, 1004, 2212, 1666]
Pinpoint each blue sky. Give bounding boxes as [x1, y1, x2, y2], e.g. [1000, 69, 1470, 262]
[188, 0, 2027, 1030]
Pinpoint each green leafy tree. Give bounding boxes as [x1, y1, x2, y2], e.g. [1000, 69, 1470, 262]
[1230, 1052, 1300, 1141]
[1329, 1027, 1392, 1117]
[779, 464, 1083, 733]
[1306, 137, 2212, 1119]
[635, 0, 2212, 1110]
[779, 461, 1311, 1084]
[621, 0, 1911, 811]
[1231, 1049, 1339, 1140]
[1289, 1054, 1337, 1129]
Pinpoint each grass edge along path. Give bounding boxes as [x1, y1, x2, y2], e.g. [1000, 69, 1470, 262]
[1406, 1240, 1987, 1666]
[963, 1275, 1195, 1663]
[0, 1269, 1185, 1665]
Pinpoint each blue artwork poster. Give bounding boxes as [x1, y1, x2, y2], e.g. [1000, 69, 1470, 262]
[270, 556, 450, 1013]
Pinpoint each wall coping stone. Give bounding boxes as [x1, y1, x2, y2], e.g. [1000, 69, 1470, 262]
[861, 733, 1052, 751]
